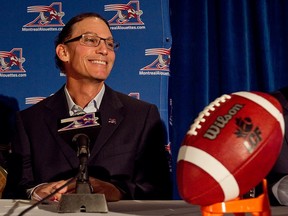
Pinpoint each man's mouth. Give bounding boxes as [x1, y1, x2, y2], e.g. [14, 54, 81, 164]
[89, 60, 107, 65]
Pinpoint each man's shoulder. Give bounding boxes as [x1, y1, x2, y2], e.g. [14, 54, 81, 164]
[20, 86, 65, 115]
[106, 85, 154, 107]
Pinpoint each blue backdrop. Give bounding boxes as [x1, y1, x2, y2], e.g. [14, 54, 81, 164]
[1, 0, 171, 113]
[0, 0, 173, 194]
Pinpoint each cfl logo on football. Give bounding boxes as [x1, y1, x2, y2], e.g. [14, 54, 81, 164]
[235, 117, 262, 153]
[203, 104, 244, 140]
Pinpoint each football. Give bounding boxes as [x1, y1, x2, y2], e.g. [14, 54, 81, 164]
[177, 91, 284, 206]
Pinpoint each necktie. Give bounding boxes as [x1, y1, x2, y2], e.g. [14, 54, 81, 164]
[71, 105, 86, 116]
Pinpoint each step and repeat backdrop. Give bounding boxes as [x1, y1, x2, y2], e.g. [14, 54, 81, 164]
[1, 0, 171, 110]
[1, 0, 173, 187]
[0, 1, 171, 143]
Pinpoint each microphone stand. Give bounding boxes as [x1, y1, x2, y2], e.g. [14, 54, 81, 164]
[58, 134, 108, 213]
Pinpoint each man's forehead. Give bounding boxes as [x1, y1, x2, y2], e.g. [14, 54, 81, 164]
[72, 18, 111, 36]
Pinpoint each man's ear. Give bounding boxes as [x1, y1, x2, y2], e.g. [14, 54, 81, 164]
[56, 44, 69, 62]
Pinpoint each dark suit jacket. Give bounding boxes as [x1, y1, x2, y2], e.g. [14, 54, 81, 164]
[4, 85, 172, 200]
[266, 87, 288, 205]
[0, 95, 19, 169]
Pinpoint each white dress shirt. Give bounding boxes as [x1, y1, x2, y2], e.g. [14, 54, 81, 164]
[64, 84, 105, 115]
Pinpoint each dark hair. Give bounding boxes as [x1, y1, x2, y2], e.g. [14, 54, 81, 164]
[54, 12, 110, 72]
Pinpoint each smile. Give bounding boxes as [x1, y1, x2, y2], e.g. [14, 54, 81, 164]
[89, 60, 107, 65]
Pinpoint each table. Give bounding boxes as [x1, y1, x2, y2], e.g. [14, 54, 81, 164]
[0, 199, 287, 216]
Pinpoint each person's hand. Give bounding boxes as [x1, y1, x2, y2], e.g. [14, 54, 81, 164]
[32, 177, 122, 202]
[89, 177, 122, 201]
[32, 179, 76, 202]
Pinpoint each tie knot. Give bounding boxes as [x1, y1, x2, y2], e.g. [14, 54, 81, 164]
[71, 105, 86, 116]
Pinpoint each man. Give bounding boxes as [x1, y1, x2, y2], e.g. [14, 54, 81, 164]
[4, 13, 172, 202]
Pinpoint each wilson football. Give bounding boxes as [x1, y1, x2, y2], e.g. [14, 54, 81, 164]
[177, 91, 284, 206]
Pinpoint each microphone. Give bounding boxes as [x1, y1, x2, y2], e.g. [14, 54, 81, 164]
[74, 133, 90, 159]
[73, 133, 90, 181]
[72, 133, 92, 194]
[18, 114, 103, 215]
[57, 113, 108, 213]
[58, 113, 101, 192]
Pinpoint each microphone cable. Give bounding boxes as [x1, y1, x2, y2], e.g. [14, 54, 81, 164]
[17, 176, 77, 216]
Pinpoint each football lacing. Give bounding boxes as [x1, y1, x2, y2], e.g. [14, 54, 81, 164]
[187, 94, 232, 136]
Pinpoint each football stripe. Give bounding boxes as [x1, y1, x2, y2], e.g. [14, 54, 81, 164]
[232, 92, 285, 135]
[178, 145, 240, 201]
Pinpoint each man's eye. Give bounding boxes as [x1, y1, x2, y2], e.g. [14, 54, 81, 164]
[106, 41, 114, 48]
[85, 37, 97, 43]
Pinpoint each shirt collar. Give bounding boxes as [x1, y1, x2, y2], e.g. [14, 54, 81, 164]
[64, 84, 105, 116]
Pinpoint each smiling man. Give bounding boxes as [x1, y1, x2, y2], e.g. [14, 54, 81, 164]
[4, 13, 172, 202]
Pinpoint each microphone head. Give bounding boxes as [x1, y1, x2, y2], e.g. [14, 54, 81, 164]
[72, 133, 90, 143]
[73, 133, 90, 157]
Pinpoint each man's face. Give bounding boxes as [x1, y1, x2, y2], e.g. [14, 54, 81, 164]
[63, 17, 116, 82]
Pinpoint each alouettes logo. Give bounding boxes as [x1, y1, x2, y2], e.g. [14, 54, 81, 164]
[141, 48, 170, 71]
[105, 0, 144, 25]
[23, 2, 65, 27]
[0, 48, 26, 73]
[139, 48, 170, 76]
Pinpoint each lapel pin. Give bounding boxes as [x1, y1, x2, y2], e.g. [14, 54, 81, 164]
[108, 118, 117, 124]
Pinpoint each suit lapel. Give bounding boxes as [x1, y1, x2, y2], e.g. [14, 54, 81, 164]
[43, 86, 79, 168]
[89, 85, 124, 159]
